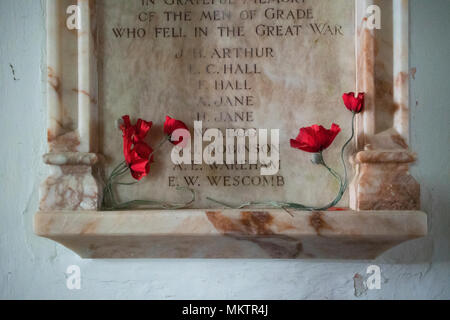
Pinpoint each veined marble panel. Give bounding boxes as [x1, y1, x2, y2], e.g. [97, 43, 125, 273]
[96, 0, 356, 208]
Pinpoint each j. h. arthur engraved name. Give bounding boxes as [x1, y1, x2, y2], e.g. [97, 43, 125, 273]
[170, 121, 280, 176]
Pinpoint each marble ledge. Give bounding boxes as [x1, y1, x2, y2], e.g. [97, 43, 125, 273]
[34, 210, 427, 260]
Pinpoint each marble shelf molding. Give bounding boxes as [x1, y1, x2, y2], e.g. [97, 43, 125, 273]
[35, 0, 427, 259]
[35, 210, 426, 259]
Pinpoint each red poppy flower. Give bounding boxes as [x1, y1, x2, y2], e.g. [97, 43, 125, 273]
[123, 139, 154, 181]
[120, 115, 154, 180]
[342, 92, 364, 113]
[163, 116, 189, 145]
[290, 124, 341, 153]
[128, 142, 154, 180]
[120, 115, 152, 143]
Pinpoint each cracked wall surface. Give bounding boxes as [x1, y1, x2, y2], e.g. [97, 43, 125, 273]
[0, 0, 449, 299]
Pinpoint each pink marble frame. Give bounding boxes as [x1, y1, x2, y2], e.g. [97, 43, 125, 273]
[41, 0, 419, 212]
[34, 0, 428, 260]
[351, 0, 420, 211]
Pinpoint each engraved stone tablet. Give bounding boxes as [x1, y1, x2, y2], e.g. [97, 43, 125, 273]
[97, 0, 355, 208]
[37, 0, 428, 260]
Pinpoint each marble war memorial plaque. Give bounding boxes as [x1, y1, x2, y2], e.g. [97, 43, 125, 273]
[36, 0, 427, 259]
[96, 0, 355, 208]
